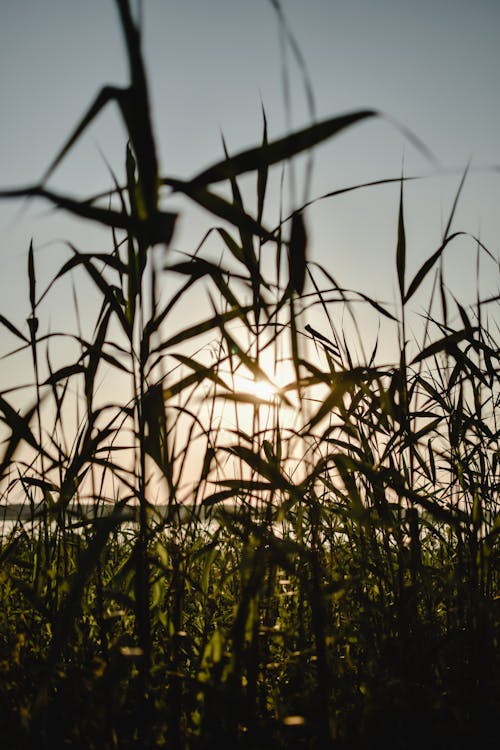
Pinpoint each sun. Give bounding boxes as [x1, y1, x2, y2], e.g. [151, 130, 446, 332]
[251, 379, 277, 401]
[232, 374, 277, 402]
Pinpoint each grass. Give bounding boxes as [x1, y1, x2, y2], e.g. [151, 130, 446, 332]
[0, 1, 498, 748]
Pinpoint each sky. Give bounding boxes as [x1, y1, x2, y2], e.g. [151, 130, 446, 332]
[1, 0, 499, 384]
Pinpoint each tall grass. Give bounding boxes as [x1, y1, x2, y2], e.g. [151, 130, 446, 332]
[0, 1, 498, 748]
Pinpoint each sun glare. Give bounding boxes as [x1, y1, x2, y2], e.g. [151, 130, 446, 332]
[227, 360, 297, 408]
[234, 375, 277, 402]
[250, 378, 277, 401]
[226, 369, 280, 402]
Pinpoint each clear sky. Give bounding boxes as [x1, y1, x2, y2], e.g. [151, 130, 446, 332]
[1, 0, 499, 375]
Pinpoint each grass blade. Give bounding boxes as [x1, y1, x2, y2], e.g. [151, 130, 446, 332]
[186, 110, 376, 188]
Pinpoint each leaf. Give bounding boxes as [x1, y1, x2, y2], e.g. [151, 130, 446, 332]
[277, 176, 420, 232]
[28, 240, 36, 310]
[169, 353, 229, 392]
[85, 306, 113, 403]
[40, 86, 125, 186]
[305, 378, 353, 431]
[0, 184, 177, 245]
[167, 257, 229, 281]
[214, 392, 273, 406]
[64, 248, 129, 332]
[219, 326, 292, 407]
[44, 364, 86, 386]
[0, 396, 49, 478]
[126, 141, 139, 216]
[257, 104, 269, 224]
[304, 324, 341, 357]
[0, 313, 28, 343]
[288, 212, 307, 295]
[157, 306, 251, 351]
[221, 133, 257, 267]
[202, 489, 239, 508]
[163, 178, 275, 242]
[217, 227, 245, 264]
[55, 250, 127, 279]
[186, 109, 377, 188]
[396, 179, 406, 300]
[163, 366, 227, 401]
[142, 383, 168, 470]
[114, 0, 158, 215]
[443, 162, 469, 241]
[404, 232, 464, 304]
[38, 0, 159, 220]
[410, 328, 478, 365]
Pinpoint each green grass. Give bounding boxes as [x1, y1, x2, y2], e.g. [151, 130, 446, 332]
[0, 1, 498, 748]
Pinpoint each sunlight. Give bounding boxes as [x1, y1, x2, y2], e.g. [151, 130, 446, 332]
[245, 377, 277, 402]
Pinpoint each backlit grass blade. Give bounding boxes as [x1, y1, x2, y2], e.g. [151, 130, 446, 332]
[115, 0, 158, 216]
[229, 444, 303, 500]
[40, 0, 159, 222]
[162, 178, 275, 242]
[163, 357, 229, 401]
[28, 240, 36, 311]
[0, 313, 28, 343]
[288, 212, 307, 295]
[61, 245, 130, 332]
[54, 250, 127, 279]
[156, 306, 252, 351]
[217, 227, 246, 265]
[404, 232, 464, 303]
[219, 325, 293, 407]
[220, 134, 257, 266]
[410, 328, 478, 365]
[40, 86, 125, 186]
[43, 364, 86, 386]
[309, 261, 399, 321]
[257, 105, 269, 224]
[0, 396, 49, 479]
[276, 175, 419, 230]
[0, 184, 177, 245]
[304, 323, 341, 358]
[305, 368, 382, 431]
[268, 0, 316, 123]
[185, 110, 376, 188]
[442, 162, 470, 241]
[396, 178, 406, 301]
[84, 307, 112, 405]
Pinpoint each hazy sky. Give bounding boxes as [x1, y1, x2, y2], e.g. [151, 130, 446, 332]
[1, 0, 499, 371]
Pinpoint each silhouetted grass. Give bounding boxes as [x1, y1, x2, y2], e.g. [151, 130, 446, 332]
[0, 2, 498, 748]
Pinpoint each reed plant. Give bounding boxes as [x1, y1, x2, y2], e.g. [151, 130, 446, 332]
[0, 1, 498, 748]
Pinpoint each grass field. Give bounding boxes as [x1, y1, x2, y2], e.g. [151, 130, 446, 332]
[0, 2, 498, 748]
